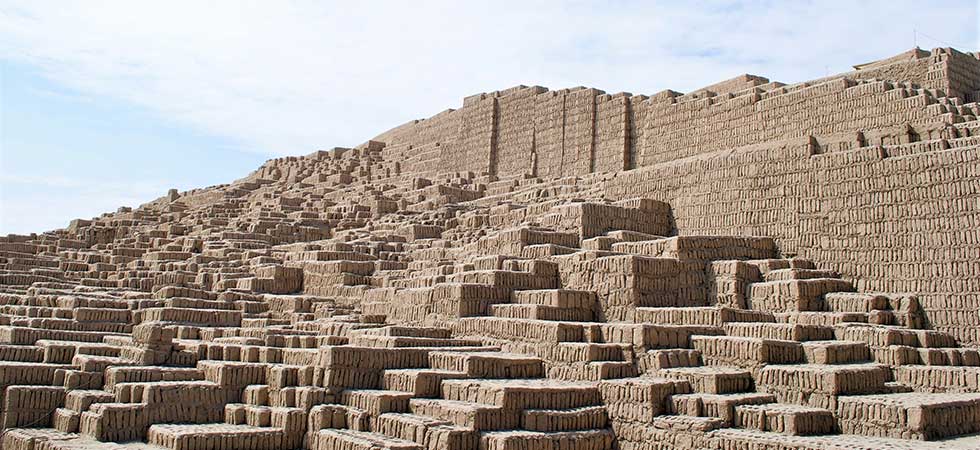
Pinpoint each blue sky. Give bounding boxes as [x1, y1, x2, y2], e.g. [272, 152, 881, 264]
[1, 63, 264, 233]
[1, 0, 978, 234]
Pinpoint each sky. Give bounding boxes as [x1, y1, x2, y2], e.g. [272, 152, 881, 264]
[1, 1, 978, 235]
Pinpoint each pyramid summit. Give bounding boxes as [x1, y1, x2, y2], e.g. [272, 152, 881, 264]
[2, 46, 980, 449]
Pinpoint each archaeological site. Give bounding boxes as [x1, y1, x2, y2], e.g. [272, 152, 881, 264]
[2, 47, 980, 450]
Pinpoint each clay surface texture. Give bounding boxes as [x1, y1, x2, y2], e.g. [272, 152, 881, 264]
[2, 47, 980, 449]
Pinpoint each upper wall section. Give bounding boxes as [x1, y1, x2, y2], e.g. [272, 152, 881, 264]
[372, 47, 980, 180]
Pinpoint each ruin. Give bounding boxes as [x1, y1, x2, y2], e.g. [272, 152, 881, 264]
[1, 46, 980, 449]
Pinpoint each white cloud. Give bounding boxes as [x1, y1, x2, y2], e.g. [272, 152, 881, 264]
[0, 0, 976, 158]
[0, 174, 170, 233]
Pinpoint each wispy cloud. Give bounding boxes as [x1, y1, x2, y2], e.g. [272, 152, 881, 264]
[0, 1, 977, 235]
[2, 1, 974, 157]
[0, 173, 168, 193]
[0, 174, 170, 233]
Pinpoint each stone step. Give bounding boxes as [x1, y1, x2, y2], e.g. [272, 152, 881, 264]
[104, 366, 205, 390]
[639, 349, 703, 371]
[604, 230, 667, 242]
[52, 408, 81, 433]
[658, 366, 754, 394]
[313, 428, 423, 450]
[917, 347, 980, 366]
[511, 289, 597, 309]
[692, 336, 803, 368]
[748, 279, 854, 313]
[490, 303, 594, 322]
[408, 399, 516, 431]
[446, 269, 557, 291]
[546, 361, 637, 381]
[599, 323, 723, 349]
[713, 427, 980, 449]
[0, 385, 65, 429]
[373, 412, 478, 450]
[756, 363, 891, 409]
[734, 403, 836, 436]
[893, 366, 980, 393]
[520, 405, 608, 432]
[112, 380, 229, 404]
[0, 344, 45, 363]
[650, 414, 727, 433]
[348, 334, 484, 348]
[517, 244, 581, 260]
[612, 236, 777, 262]
[763, 268, 837, 282]
[745, 258, 817, 275]
[0, 326, 128, 345]
[452, 317, 588, 345]
[668, 392, 776, 426]
[340, 389, 415, 415]
[775, 311, 868, 326]
[440, 379, 602, 410]
[833, 323, 957, 348]
[37, 340, 121, 364]
[598, 377, 692, 424]
[801, 340, 871, 364]
[9, 316, 131, 334]
[359, 326, 453, 339]
[73, 354, 135, 373]
[549, 342, 626, 363]
[428, 352, 543, 378]
[79, 380, 232, 442]
[381, 369, 469, 398]
[148, 423, 287, 450]
[479, 429, 615, 450]
[634, 306, 774, 327]
[724, 322, 834, 341]
[307, 404, 369, 433]
[580, 236, 617, 251]
[223, 404, 305, 449]
[65, 389, 115, 413]
[837, 392, 980, 440]
[824, 292, 890, 313]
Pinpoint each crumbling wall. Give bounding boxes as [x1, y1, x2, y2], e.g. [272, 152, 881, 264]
[533, 90, 567, 178]
[601, 141, 980, 345]
[594, 93, 630, 173]
[561, 88, 601, 176]
[374, 48, 978, 179]
[495, 86, 545, 177]
[944, 47, 980, 101]
[637, 75, 955, 165]
[440, 93, 496, 174]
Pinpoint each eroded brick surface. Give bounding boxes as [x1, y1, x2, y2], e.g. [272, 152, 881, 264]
[2, 47, 980, 449]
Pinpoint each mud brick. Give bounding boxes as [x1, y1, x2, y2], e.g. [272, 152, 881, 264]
[479, 429, 615, 450]
[659, 366, 754, 394]
[693, 336, 803, 368]
[341, 389, 414, 415]
[381, 369, 468, 398]
[748, 279, 854, 313]
[756, 363, 891, 409]
[837, 393, 980, 440]
[734, 403, 836, 436]
[373, 412, 478, 449]
[801, 340, 871, 364]
[429, 352, 544, 378]
[668, 392, 775, 425]
[598, 377, 690, 422]
[2, 45, 980, 450]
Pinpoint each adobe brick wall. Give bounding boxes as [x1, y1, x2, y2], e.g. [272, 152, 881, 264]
[599, 140, 980, 344]
[368, 47, 980, 344]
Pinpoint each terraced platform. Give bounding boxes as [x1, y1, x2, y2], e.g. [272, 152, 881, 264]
[2, 46, 980, 449]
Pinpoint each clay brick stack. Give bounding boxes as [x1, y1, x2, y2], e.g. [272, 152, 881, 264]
[2, 46, 980, 449]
